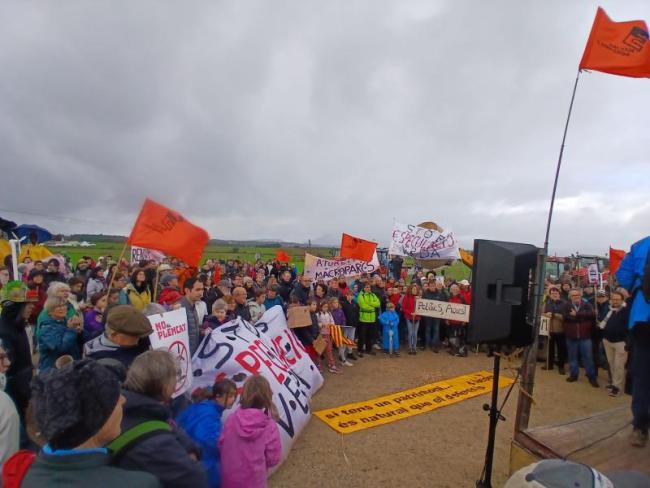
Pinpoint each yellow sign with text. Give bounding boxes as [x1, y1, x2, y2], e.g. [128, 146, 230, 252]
[314, 371, 514, 434]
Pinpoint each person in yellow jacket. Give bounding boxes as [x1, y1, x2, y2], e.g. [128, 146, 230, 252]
[124, 269, 152, 312]
[356, 284, 380, 356]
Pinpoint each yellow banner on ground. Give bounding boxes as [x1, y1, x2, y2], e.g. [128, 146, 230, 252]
[314, 371, 514, 434]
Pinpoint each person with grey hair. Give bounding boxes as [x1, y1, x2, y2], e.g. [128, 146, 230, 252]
[37, 297, 82, 372]
[112, 350, 208, 488]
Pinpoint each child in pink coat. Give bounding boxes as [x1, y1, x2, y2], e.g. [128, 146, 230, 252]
[219, 375, 282, 488]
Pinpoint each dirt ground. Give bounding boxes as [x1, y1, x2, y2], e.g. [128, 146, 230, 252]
[269, 349, 628, 488]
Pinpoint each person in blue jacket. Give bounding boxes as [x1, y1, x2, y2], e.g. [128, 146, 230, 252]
[616, 236, 650, 448]
[378, 302, 400, 356]
[38, 297, 81, 372]
[177, 379, 237, 488]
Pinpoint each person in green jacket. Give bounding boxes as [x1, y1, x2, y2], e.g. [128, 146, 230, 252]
[4, 359, 161, 488]
[357, 284, 381, 356]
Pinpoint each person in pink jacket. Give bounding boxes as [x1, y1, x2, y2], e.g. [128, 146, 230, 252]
[219, 375, 282, 488]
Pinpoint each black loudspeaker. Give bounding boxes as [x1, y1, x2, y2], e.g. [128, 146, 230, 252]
[467, 239, 539, 346]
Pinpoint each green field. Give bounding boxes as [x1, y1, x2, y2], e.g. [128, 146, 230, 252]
[48, 242, 471, 280]
[50, 242, 337, 273]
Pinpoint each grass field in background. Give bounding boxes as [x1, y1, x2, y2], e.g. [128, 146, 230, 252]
[48, 242, 471, 280]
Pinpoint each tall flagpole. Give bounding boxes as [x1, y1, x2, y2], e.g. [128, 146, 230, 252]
[514, 70, 582, 433]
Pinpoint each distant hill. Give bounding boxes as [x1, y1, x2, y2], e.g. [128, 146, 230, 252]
[64, 234, 324, 248]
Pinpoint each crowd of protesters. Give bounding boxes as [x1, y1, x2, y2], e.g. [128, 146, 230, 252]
[0, 233, 648, 486]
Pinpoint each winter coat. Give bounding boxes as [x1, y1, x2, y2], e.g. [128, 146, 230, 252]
[83, 333, 149, 369]
[378, 310, 399, 328]
[177, 401, 225, 488]
[83, 309, 105, 340]
[401, 294, 418, 321]
[0, 303, 33, 418]
[19, 450, 161, 488]
[158, 287, 183, 307]
[115, 389, 208, 488]
[124, 284, 152, 312]
[543, 298, 565, 334]
[263, 296, 283, 311]
[357, 292, 380, 323]
[0, 390, 19, 467]
[291, 282, 310, 306]
[248, 302, 266, 323]
[602, 305, 630, 343]
[340, 299, 359, 328]
[616, 236, 650, 330]
[37, 316, 80, 372]
[331, 308, 346, 327]
[85, 277, 106, 300]
[277, 280, 293, 304]
[562, 301, 595, 340]
[219, 408, 282, 488]
[447, 294, 467, 325]
[179, 297, 201, 356]
[235, 302, 252, 322]
[203, 315, 227, 332]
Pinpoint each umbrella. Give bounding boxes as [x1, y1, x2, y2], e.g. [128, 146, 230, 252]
[0, 216, 17, 234]
[13, 224, 53, 243]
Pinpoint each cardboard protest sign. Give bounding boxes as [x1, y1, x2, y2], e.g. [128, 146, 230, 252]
[587, 263, 599, 284]
[147, 308, 192, 398]
[539, 315, 550, 337]
[415, 298, 470, 323]
[192, 305, 324, 463]
[303, 252, 380, 281]
[131, 245, 166, 265]
[287, 306, 311, 329]
[389, 221, 459, 260]
[315, 371, 514, 434]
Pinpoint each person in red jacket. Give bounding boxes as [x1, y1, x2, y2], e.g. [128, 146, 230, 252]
[458, 280, 472, 305]
[402, 284, 420, 355]
[562, 288, 598, 387]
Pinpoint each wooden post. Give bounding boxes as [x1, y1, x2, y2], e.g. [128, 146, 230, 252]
[107, 241, 128, 293]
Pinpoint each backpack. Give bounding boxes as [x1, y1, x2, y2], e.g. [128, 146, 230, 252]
[107, 420, 173, 463]
[2, 450, 36, 488]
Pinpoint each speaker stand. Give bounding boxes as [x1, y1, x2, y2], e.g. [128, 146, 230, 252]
[476, 354, 505, 488]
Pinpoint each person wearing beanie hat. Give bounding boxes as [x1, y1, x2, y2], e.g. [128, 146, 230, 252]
[157, 272, 184, 308]
[4, 359, 161, 487]
[83, 305, 151, 369]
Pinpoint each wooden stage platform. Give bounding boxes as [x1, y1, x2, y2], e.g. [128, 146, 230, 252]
[510, 406, 649, 477]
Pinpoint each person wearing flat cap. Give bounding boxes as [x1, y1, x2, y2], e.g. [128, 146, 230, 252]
[2, 359, 161, 487]
[83, 305, 151, 369]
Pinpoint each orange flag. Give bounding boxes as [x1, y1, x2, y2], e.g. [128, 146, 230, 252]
[579, 7, 650, 78]
[276, 250, 290, 263]
[340, 233, 377, 262]
[459, 248, 474, 268]
[128, 198, 209, 267]
[609, 247, 626, 274]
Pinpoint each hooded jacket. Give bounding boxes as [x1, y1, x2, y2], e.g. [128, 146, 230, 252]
[357, 291, 380, 323]
[124, 284, 151, 312]
[83, 333, 149, 369]
[219, 408, 281, 488]
[616, 236, 650, 329]
[0, 302, 33, 418]
[176, 401, 225, 488]
[114, 389, 208, 488]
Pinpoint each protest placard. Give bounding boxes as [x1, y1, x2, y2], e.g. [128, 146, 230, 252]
[415, 298, 470, 323]
[389, 221, 459, 260]
[303, 252, 380, 281]
[131, 245, 166, 265]
[539, 315, 550, 337]
[315, 371, 514, 434]
[287, 306, 311, 329]
[192, 305, 324, 463]
[147, 308, 192, 398]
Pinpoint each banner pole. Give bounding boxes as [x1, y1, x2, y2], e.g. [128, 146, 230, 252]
[514, 70, 582, 433]
[107, 240, 128, 294]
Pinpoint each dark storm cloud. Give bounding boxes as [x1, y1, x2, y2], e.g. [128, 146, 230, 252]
[1, 0, 648, 253]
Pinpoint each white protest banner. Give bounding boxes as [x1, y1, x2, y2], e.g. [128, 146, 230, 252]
[389, 221, 460, 260]
[587, 263, 599, 285]
[303, 251, 380, 281]
[415, 298, 470, 323]
[147, 308, 192, 398]
[192, 305, 324, 463]
[131, 245, 166, 265]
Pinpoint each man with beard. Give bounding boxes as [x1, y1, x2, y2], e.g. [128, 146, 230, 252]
[277, 270, 294, 304]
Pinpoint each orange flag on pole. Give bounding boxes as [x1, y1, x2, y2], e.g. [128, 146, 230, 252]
[579, 7, 650, 78]
[276, 250, 290, 263]
[340, 233, 377, 262]
[128, 198, 209, 267]
[609, 247, 626, 274]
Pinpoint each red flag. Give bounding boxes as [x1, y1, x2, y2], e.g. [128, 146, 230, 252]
[127, 198, 209, 267]
[609, 247, 626, 274]
[276, 250, 290, 263]
[340, 233, 377, 262]
[579, 7, 650, 78]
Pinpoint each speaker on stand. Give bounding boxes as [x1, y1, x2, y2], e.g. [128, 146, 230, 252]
[469, 239, 539, 488]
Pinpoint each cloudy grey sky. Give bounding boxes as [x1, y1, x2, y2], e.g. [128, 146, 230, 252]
[1, 0, 648, 255]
